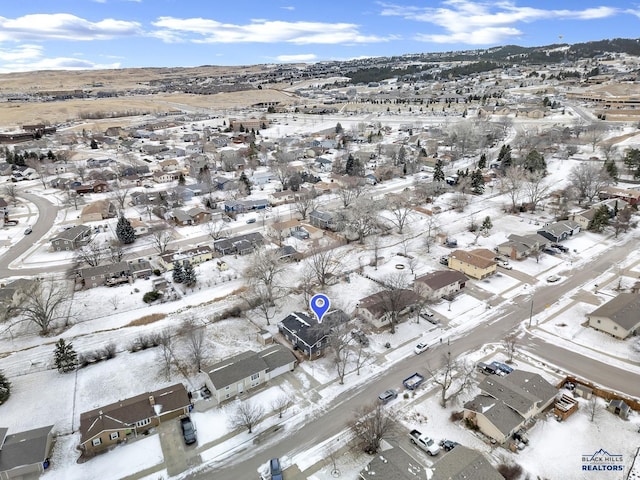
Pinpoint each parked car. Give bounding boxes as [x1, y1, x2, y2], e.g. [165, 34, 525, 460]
[414, 342, 429, 355]
[378, 389, 398, 404]
[491, 361, 513, 375]
[269, 458, 283, 480]
[439, 256, 449, 266]
[543, 248, 557, 255]
[24, 226, 32, 235]
[477, 362, 498, 375]
[246, 218, 257, 224]
[499, 261, 513, 270]
[546, 275, 561, 283]
[552, 243, 569, 253]
[439, 439, 460, 451]
[409, 429, 440, 456]
[180, 415, 197, 445]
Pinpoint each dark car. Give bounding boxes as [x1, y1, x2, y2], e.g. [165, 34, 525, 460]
[543, 248, 557, 255]
[180, 416, 197, 445]
[552, 243, 569, 253]
[439, 439, 460, 451]
[351, 329, 369, 347]
[269, 458, 283, 480]
[491, 361, 513, 375]
[378, 389, 398, 404]
[24, 227, 32, 235]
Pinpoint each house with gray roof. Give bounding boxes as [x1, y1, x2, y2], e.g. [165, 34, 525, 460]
[431, 445, 502, 480]
[279, 310, 349, 358]
[202, 345, 296, 403]
[213, 233, 264, 255]
[50, 225, 92, 251]
[537, 220, 581, 243]
[414, 270, 468, 300]
[359, 443, 425, 480]
[587, 293, 640, 339]
[77, 261, 132, 289]
[79, 383, 191, 456]
[0, 425, 54, 479]
[497, 233, 549, 260]
[464, 370, 557, 444]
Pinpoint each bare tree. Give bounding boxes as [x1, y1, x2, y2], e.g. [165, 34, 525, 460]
[451, 192, 469, 213]
[306, 247, 344, 286]
[244, 248, 286, 306]
[346, 197, 381, 244]
[503, 333, 518, 363]
[337, 178, 367, 208]
[293, 190, 318, 220]
[423, 215, 440, 253]
[202, 219, 229, 241]
[3, 184, 19, 206]
[110, 185, 131, 213]
[327, 321, 353, 384]
[158, 329, 175, 380]
[271, 394, 292, 419]
[568, 163, 613, 205]
[242, 285, 279, 326]
[108, 242, 127, 263]
[25, 158, 50, 189]
[350, 402, 398, 454]
[65, 189, 81, 211]
[585, 123, 607, 152]
[523, 171, 550, 212]
[426, 351, 474, 408]
[387, 196, 413, 234]
[500, 166, 526, 213]
[230, 401, 265, 433]
[109, 295, 121, 311]
[13, 279, 72, 335]
[181, 317, 208, 372]
[75, 162, 87, 182]
[74, 242, 105, 267]
[299, 265, 317, 310]
[150, 228, 175, 254]
[354, 342, 373, 375]
[375, 272, 412, 334]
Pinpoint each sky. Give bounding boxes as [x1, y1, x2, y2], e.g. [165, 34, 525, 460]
[0, 0, 639, 73]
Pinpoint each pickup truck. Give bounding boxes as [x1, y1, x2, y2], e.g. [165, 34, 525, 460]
[409, 429, 440, 456]
[403, 372, 425, 390]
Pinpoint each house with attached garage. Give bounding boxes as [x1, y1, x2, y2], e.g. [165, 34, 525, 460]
[213, 233, 264, 256]
[76, 261, 132, 289]
[157, 245, 214, 271]
[587, 293, 640, 339]
[80, 200, 117, 223]
[497, 233, 549, 261]
[78, 383, 191, 456]
[431, 445, 503, 480]
[536, 220, 581, 243]
[359, 443, 426, 480]
[201, 345, 297, 403]
[0, 425, 54, 479]
[279, 310, 349, 358]
[414, 270, 468, 301]
[448, 249, 497, 280]
[356, 290, 423, 329]
[463, 370, 557, 444]
[50, 225, 92, 251]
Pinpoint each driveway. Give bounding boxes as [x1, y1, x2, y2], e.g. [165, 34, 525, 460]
[157, 417, 201, 477]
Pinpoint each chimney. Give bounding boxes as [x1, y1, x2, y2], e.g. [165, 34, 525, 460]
[149, 395, 155, 406]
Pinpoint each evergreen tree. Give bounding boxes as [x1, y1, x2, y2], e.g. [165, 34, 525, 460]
[498, 144, 512, 169]
[478, 153, 487, 170]
[433, 158, 445, 182]
[471, 169, 485, 194]
[481, 216, 493, 235]
[604, 159, 618, 182]
[588, 205, 611, 232]
[54, 339, 78, 373]
[172, 261, 185, 283]
[239, 171, 252, 195]
[178, 173, 186, 185]
[0, 370, 10, 405]
[335, 122, 343, 134]
[183, 260, 197, 287]
[116, 215, 136, 245]
[345, 154, 363, 176]
[522, 149, 546, 173]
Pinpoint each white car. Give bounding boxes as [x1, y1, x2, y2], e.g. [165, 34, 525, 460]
[414, 342, 429, 355]
[546, 275, 561, 283]
[500, 262, 513, 270]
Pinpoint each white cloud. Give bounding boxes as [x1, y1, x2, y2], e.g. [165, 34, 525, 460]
[0, 13, 142, 42]
[379, 0, 621, 45]
[0, 44, 43, 62]
[150, 17, 394, 45]
[275, 53, 317, 62]
[281, 6, 295, 10]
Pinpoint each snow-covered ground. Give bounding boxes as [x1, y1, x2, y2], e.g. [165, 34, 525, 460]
[1, 113, 640, 480]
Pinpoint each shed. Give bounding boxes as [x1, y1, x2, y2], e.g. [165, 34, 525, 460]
[607, 399, 630, 420]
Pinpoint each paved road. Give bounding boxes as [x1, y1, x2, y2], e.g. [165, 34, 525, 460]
[189, 235, 640, 479]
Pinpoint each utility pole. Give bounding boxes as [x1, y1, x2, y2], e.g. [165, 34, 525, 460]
[528, 296, 534, 328]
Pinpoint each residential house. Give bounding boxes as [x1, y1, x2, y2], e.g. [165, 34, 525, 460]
[537, 220, 581, 243]
[0, 425, 54, 479]
[128, 218, 149, 236]
[152, 171, 177, 184]
[50, 225, 92, 251]
[449, 249, 497, 280]
[464, 370, 557, 444]
[309, 209, 340, 231]
[356, 290, 422, 329]
[359, 444, 426, 480]
[598, 186, 640, 206]
[571, 198, 629, 230]
[45, 162, 73, 175]
[587, 293, 640, 339]
[268, 190, 297, 206]
[169, 209, 195, 226]
[80, 200, 117, 223]
[201, 345, 297, 403]
[77, 261, 131, 289]
[158, 246, 214, 271]
[78, 383, 191, 456]
[158, 159, 179, 172]
[268, 219, 302, 242]
[214, 176, 237, 191]
[213, 233, 264, 256]
[497, 233, 549, 260]
[279, 310, 349, 358]
[414, 270, 468, 300]
[431, 445, 503, 480]
[184, 207, 211, 225]
[86, 158, 113, 169]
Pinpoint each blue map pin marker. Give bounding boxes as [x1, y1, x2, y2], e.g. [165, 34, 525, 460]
[310, 294, 331, 323]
